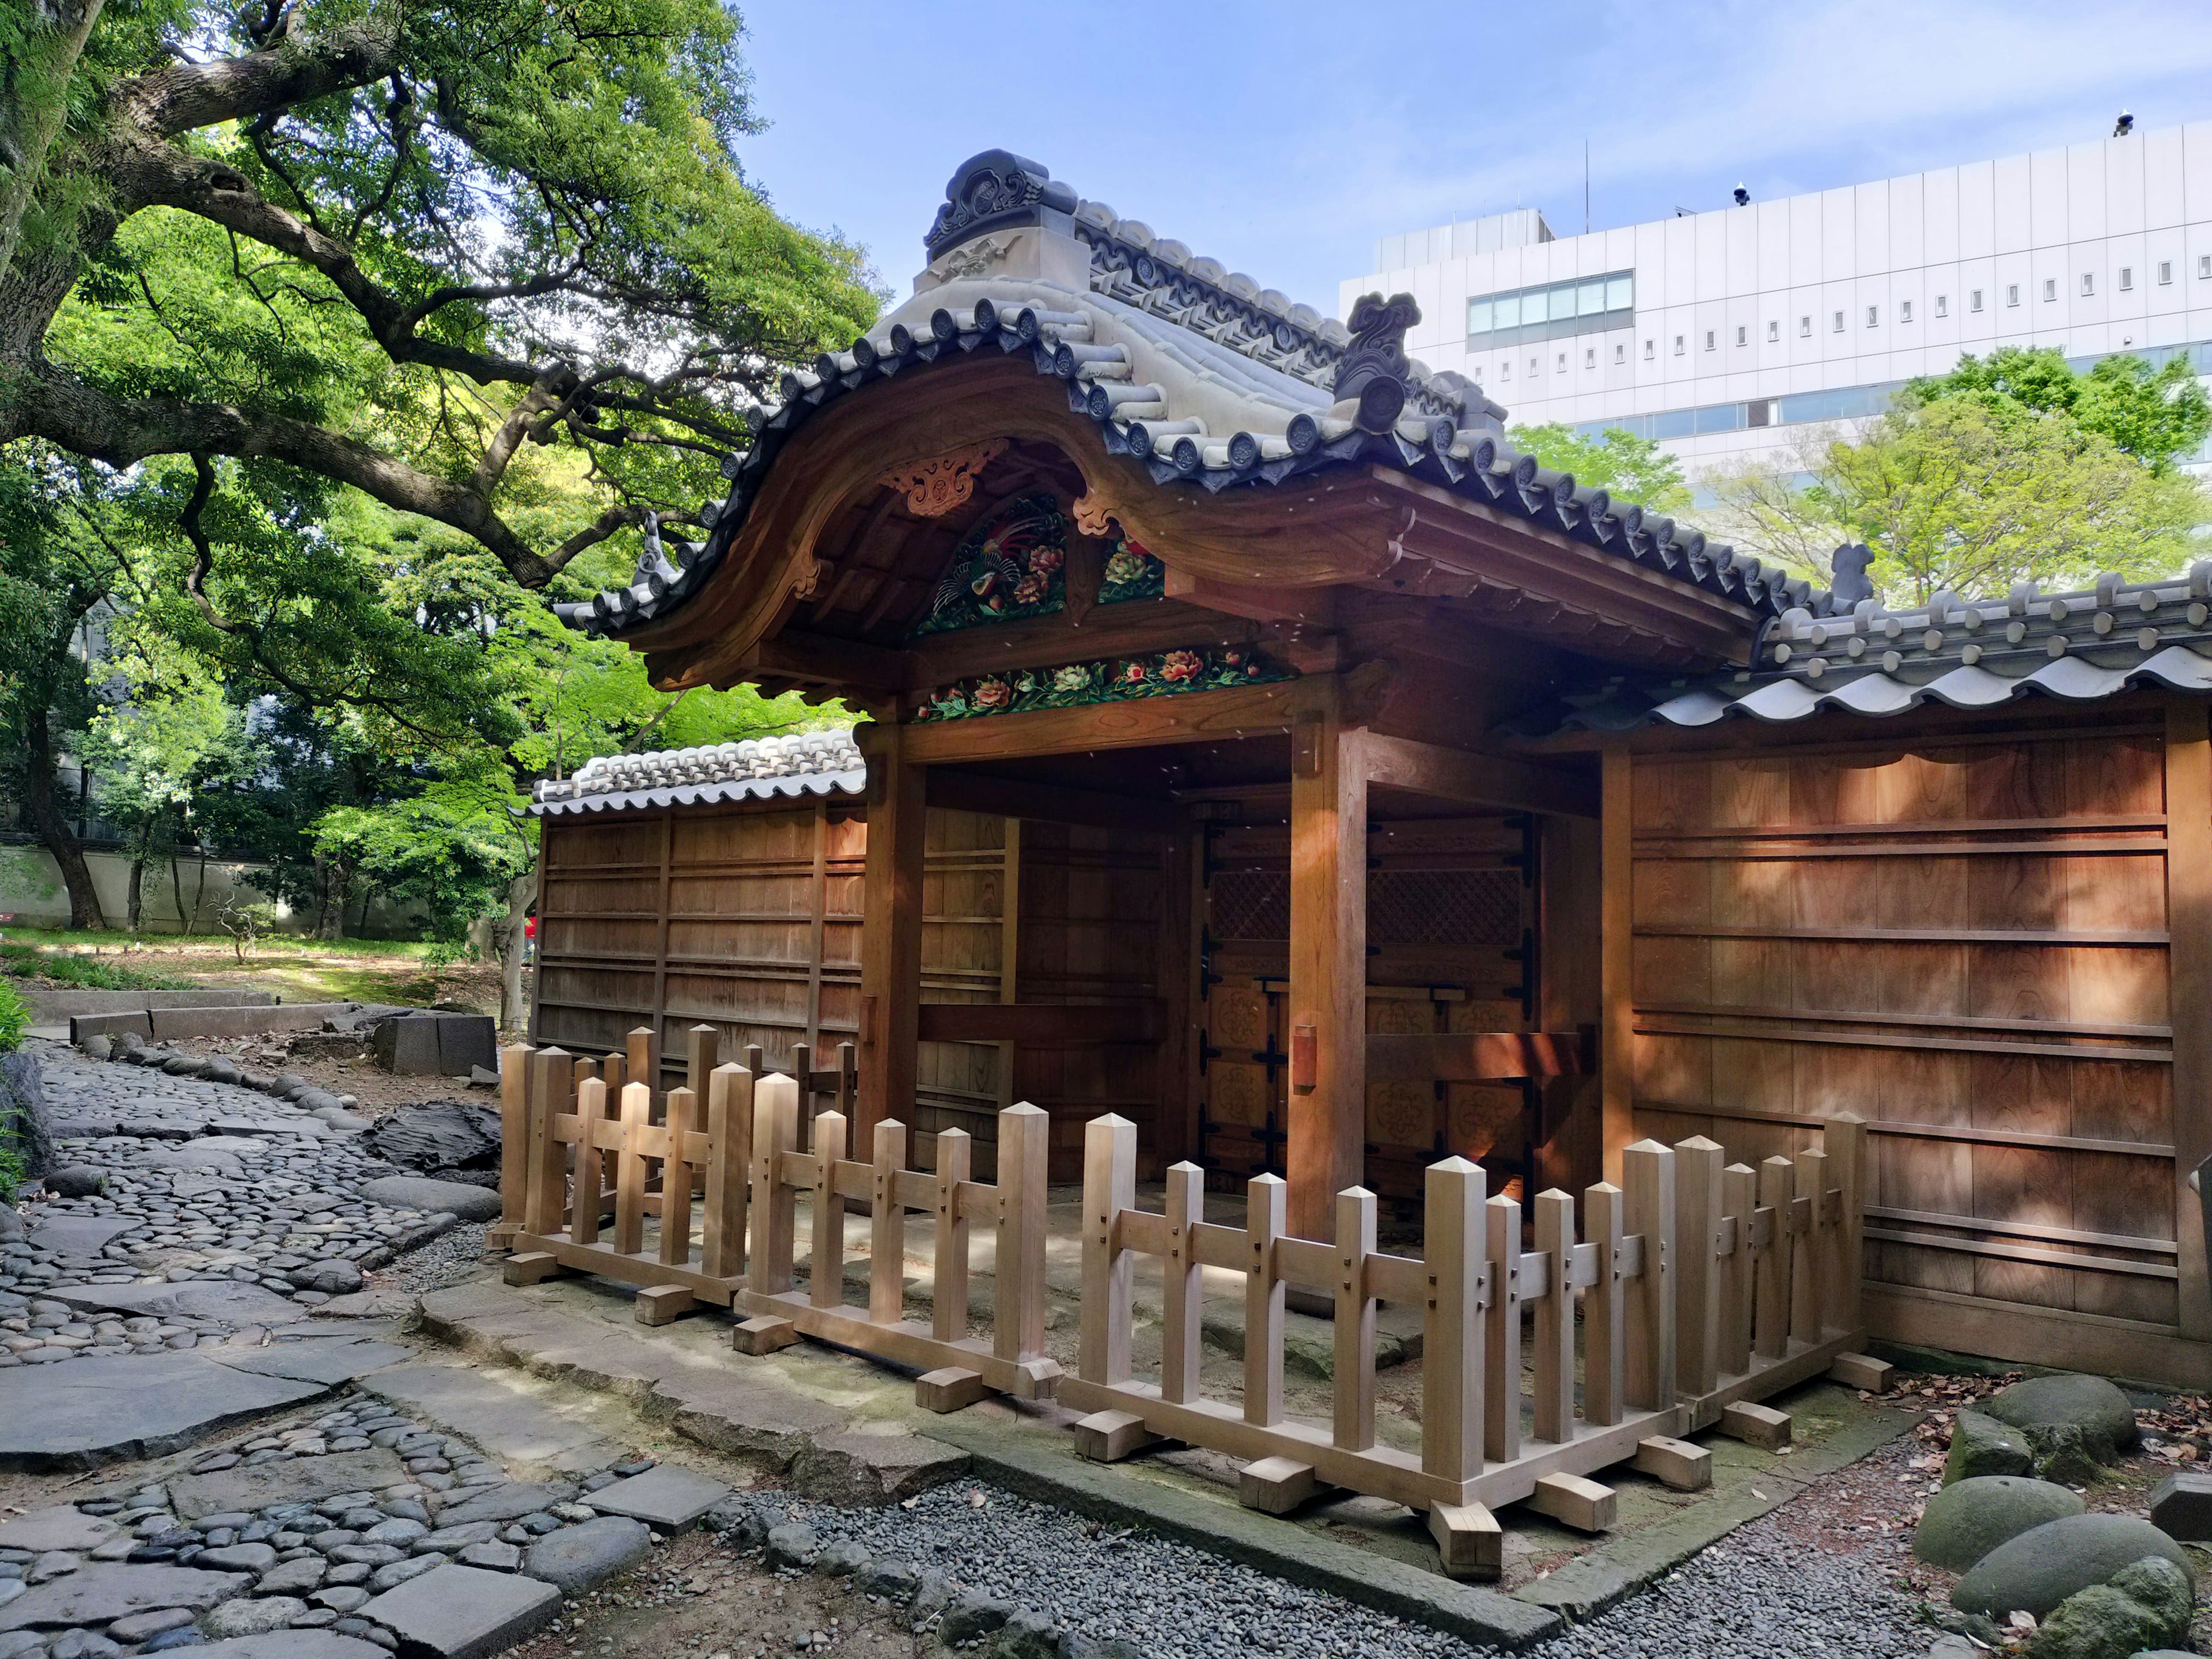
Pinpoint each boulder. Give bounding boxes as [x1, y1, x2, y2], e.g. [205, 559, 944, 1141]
[0, 1053, 52, 1181]
[44, 1165, 105, 1199]
[199, 1597, 306, 1638]
[1946, 1408, 2034, 1485]
[520, 1517, 651, 1593]
[938, 1592, 1015, 1646]
[2027, 1422, 2104, 1487]
[357, 1175, 502, 1223]
[2027, 1555, 2194, 1659]
[1986, 1374, 2141, 1461]
[286, 1260, 365, 1296]
[764, 1522, 818, 1571]
[362, 1103, 503, 1180]
[1914, 1477, 2086, 1572]
[1952, 1514, 2192, 1619]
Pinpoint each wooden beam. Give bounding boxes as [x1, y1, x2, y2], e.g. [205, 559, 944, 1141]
[906, 600, 1248, 685]
[1360, 732, 1599, 819]
[1365, 1030, 1593, 1085]
[1286, 681, 1368, 1240]
[1161, 569, 1339, 628]
[924, 768, 1180, 834]
[740, 628, 908, 692]
[857, 723, 926, 1146]
[2166, 699, 2212, 1341]
[1600, 744, 1634, 1184]
[915, 1001, 1165, 1045]
[900, 680, 1300, 766]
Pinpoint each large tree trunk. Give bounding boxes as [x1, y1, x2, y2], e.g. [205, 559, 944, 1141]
[319, 858, 350, 941]
[0, 0, 107, 284]
[126, 856, 145, 933]
[20, 705, 105, 929]
[499, 863, 537, 1034]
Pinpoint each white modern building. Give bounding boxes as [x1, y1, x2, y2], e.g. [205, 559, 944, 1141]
[1341, 119, 2212, 475]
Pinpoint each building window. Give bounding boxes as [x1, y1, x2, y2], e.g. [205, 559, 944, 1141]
[1463, 269, 1637, 346]
[1971, 289, 1983, 312]
[2160, 261, 2173, 284]
[1936, 294, 1948, 317]
[1501, 360, 1510, 379]
[1799, 315, 1811, 337]
[1767, 320, 1779, 342]
[2007, 283, 2020, 306]
[1673, 334, 1684, 355]
[1832, 310, 1844, 332]
[2080, 273, 2095, 297]
[1613, 342, 1625, 363]
[1704, 329, 1715, 351]
[1583, 347, 1595, 368]
[2043, 278, 2057, 301]
[1866, 305, 1878, 328]
[1529, 357, 1540, 376]
[1556, 351, 1567, 372]
[2200, 255, 2211, 279]
[1900, 300, 1914, 323]
[1735, 325, 1747, 347]
[2120, 267, 2133, 291]
[1643, 339, 1655, 360]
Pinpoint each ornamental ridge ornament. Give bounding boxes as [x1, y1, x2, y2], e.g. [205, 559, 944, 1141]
[1334, 292, 1422, 433]
[879, 440, 1010, 518]
[925, 150, 1078, 262]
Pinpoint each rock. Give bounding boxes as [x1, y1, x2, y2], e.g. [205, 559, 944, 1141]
[456, 1541, 520, 1572]
[858, 1558, 919, 1602]
[286, 1261, 364, 1296]
[2148, 1470, 2212, 1541]
[0, 1054, 53, 1180]
[1953, 1514, 2192, 1619]
[202, 1597, 308, 1638]
[814, 1540, 870, 1578]
[585, 1465, 731, 1533]
[763, 1522, 818, 1571]
[45, 1165, 106, 1198]
[990, 1607, 1061, 1659]
[1915, 1477, 2087, 1572]
[355, 1176, 502, 1224]
[910, 1570, 953, 1630]
[519, 1517, 650, 1594]
[46, 1631, 120, 1659]
[938, 1592, 1016, 1646]
[2027, 1555, 2195, 1658]
[169, 1449, 407, 1521]
[312, 1586, 371, 1613]
[791, 1430, 968, 1504]
[185, 1627, 392, 1654]
[359, 1562, 558, 1659]
[0, 1507, 121, 1554]
[108, 1609, 197, 1643]
[256, 1556, 325, 1596]
[1945, 1409, 2034, 1486]
[0, 1352, 330, 1475]
[192, 1544, 276, 1574]
[2028, 1422, 2105, 1487]
[367, 1556, 440, 1593]
[429, 1483, 575, 1529]
[1986, 1374, 2140, 1461]
[363, 1103, 507, 1179]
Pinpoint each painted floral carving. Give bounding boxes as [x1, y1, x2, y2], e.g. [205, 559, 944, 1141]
[910, 493, 1067, 636]
[1100, 537, 1165, 605]
[916, 644, 1292, 721]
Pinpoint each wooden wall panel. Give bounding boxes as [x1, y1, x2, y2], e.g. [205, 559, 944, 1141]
[1628, 719, 2190, 1368]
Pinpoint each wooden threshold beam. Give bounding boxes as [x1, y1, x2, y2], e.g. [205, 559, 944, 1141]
[1366, 1029, 1595, 1086]
[917, 1001, 1165, 1046]
[900, 680, 1300, 764]
[1361, 732, 1599, 820]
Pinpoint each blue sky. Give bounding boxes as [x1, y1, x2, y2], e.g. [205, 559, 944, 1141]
[734, 1, 2212, 318]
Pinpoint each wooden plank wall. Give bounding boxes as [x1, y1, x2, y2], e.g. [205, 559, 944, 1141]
[1625, 721, 2184, 1365]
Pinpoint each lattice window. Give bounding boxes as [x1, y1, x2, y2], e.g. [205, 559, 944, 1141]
[1210, 870, 1290, 941]
[1369, 869, 1522, 949]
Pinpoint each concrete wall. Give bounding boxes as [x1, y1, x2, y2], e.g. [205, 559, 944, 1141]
[0, 841, 425, 938]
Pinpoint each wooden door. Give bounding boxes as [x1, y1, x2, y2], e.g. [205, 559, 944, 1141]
[1201, 976, 1282, 1178]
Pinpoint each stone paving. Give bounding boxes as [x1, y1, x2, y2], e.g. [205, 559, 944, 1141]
[2, 1043, 471, 1364]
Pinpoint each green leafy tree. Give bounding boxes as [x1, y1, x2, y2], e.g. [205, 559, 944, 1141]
[78, 647, 230, 931]
[1906, 347, 2212, 473]
[1507, 423, 1692, 513]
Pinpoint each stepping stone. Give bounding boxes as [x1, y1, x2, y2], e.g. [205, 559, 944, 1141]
[585, 1465, 732, 1531]
[361, 1363, 624, 1476]
[357, 1177, 503, 1223]
[0, 1508, 122, 1554]
[26, 1216, 135, 1256]
[169, 1448, 407, 1521]
[0, 1353, 327, 1473]
[521, 1517, 652, 1593]
[45, 1281, 306, 1327]
[211, 1340, 409, 1388]
[361, 1562, 559, 1658]
[203, 1596, 305, 1637]
[434, 1483, 579, 1528]
[1952, 1513, 2192, 1618]
[0, 1562, 250, 1631]
[1914, 1476, 2085, 1572]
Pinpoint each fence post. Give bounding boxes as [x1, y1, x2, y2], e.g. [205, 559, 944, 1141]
[525, 1046, 571, 1238]
[572, 1077, 608, 1247]
[811, 1108, 848, 1309]
[1334, 1187, 1378, 1455]
[934, 1127, 972, 1342]
[660, 1086, 696, 1267]
[1622, 1139, 1676, 1411]
[750, 1073, 798, 1294]
[1532, 1188, 1576, 1445]
[687, 1024, 719, 1097]
[1245, 1172, 1287, 1428]
[613, 1080, 651, 1255]
[1674, 1136, 1723, 1399]
[628, 1027, 659, 1112]
[1755, 1156, 1791, 1359]
[497, 1043, 532, 1238]
[837, 1041, 858, 1115]
[601, 1048, 626, 1100]
[701, 1063, 752, 1278]
[1582, 1181, 1624, 1425]
[996, 1102, 1051, 1363]
[794, 1042, 815, 1127]
[1483, 1191, 1522, 1463]
[1824, 1114, 1867, 1332]
[1163, 1162, 1204, 1404]
[1721, 1162, 1756, 1376]
[1422, 1158, 1484, 1483]
[871, 1120, 908, 1324]
[1793, 1146, 1827, 1347]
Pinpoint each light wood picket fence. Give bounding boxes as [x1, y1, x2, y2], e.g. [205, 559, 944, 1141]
[492, 1029, 1059, 1403]
[1056, 1115, 1869, 1570]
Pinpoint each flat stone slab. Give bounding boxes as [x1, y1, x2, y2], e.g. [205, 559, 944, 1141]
[0, 1562, 249, 1630]
[0, 1352, 328, 1472]
[362, 1362, 624, 1475]
[170, 1446, 408, 1521]
[433, 1481, 579, 1528]
[194, 1637, 390, 1658]
[358, 1176, 503, 1222]
[212, 1338, 410, 1387]
[361, 1561, 559, 1658]
[26, 1214, 135, 1255]
[587, 1464, 732, 1531]
[46, 1280, 307, 1326]
[0, 1506, 122, 1554]
[521, 1516, 652, 1593]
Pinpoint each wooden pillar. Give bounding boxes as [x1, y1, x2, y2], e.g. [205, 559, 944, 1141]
[1286, 680, 1367, 1241]
[2165, 700, 2212, 1340]
[1538, 812, 1602, 1196]
[1159, 815, 1204, 1165]
[1599, 743, 1635, 1184]
[857, 721, 926, 1147]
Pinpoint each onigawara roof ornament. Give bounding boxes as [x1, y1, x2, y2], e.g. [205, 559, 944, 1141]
[1334, 292, 1423, 434]
[925, 150, 1079, 264]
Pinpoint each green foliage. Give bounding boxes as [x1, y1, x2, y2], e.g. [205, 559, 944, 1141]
[1507, 423, 1693, 513]
[0, 942, 192, 989]
[1906, 347, 2212, 472]
[0, 979, 24, 1053]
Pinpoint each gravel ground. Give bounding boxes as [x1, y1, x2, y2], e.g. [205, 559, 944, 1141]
[787, 1473, 1932, 1659]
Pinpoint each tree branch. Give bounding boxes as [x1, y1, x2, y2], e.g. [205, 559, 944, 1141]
[115, 17, 399, 139]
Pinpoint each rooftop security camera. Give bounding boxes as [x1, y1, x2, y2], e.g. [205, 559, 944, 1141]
[2115, 111, 2135, 136]
[1732, 184, 1751, 206]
